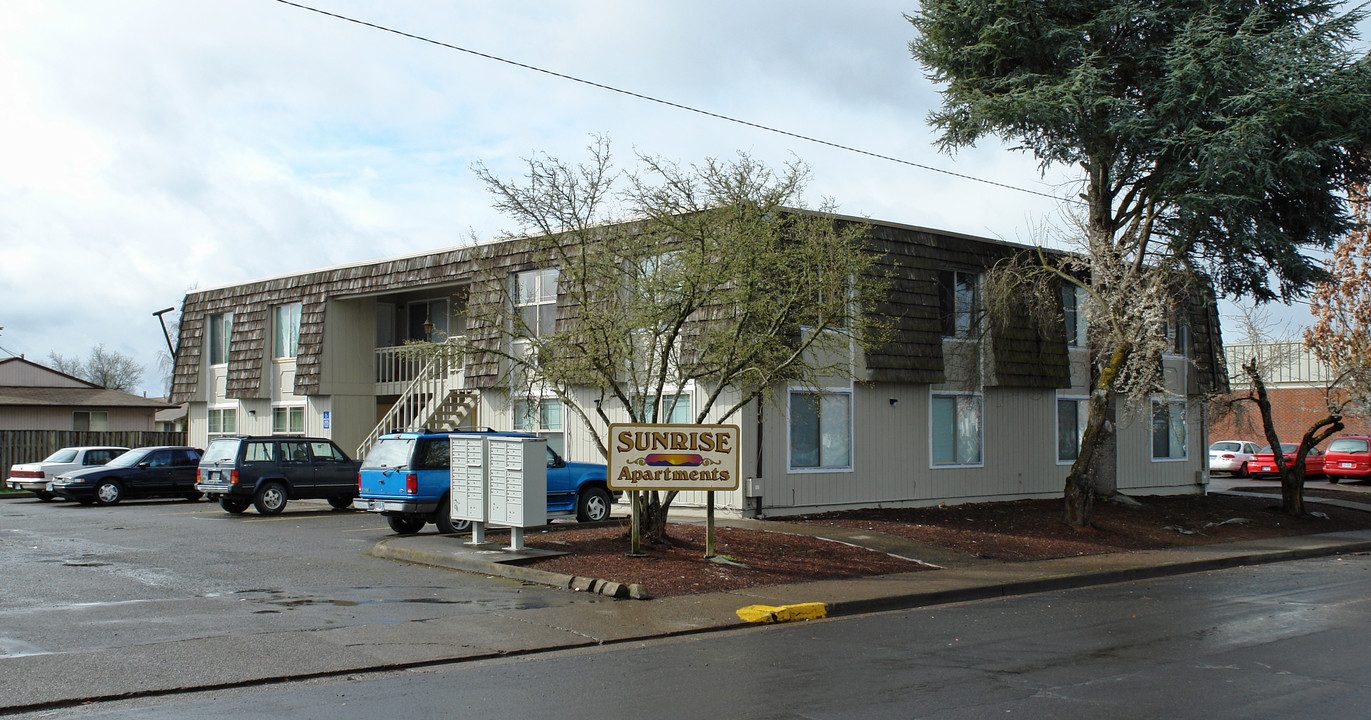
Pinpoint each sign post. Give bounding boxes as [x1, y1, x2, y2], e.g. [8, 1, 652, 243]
[608, 423, 740, 558]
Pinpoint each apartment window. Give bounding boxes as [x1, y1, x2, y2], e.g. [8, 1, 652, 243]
[208, 408, 237, 438]
[1061, 286, 1087, 347]
[209, 312, 233, 365]
[514, 397, 565, 455]
[72, 411, 108, 432]
[937, 270, 979, 338]
[931, 392, 982, 466]
[272, 406, 305, 435]
[1056, 396, 1087, 463]
[789, 390, 852, 470]
[514, 268, 558, 338]
[1152, 399, 1187, 460]
[1164, 316, 1189, 356]
[636, 394, 692, 424]
[273, 303, 302, 359]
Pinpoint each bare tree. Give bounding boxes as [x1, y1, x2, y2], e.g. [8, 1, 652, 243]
[471, 139, 890, 544]
[47, 344, 144, 392]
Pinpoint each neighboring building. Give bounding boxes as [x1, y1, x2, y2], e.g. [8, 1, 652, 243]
[169, 214, 1225, 518]
[0, 357, 171, 432]
[1211, 341, 1371, 447]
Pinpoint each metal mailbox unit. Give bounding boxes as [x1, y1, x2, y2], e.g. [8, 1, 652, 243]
[449, 436, 547, 550]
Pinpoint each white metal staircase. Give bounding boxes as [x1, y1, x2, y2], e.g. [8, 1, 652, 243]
[357, 339, 478, 459]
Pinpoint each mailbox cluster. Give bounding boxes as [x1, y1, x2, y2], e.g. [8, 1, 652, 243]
[449, 436, 548, 550]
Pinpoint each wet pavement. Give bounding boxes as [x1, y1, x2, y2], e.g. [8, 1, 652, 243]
[4, 480, 1371, 713]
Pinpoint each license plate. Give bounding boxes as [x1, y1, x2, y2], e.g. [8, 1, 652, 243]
[1343, 462, 1354, 469]
[1262, 466, 1273, 472]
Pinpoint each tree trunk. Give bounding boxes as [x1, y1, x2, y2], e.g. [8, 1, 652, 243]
[1065, 341, 1130, 526]
[636, 489, 678, 544]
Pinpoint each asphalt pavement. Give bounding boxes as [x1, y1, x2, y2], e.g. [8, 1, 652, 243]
[5, 478, 1371, 714]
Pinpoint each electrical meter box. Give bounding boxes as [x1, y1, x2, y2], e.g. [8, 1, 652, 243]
[449, 436, 488, 524]
[486, 437, 547, 527]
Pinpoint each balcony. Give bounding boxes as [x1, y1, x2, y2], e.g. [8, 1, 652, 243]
[374, 337, 465, 395]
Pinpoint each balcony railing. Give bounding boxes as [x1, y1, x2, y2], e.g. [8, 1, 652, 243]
[374, 337, 464, 395]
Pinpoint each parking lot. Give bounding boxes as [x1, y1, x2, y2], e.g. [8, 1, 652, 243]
[0, 494, 595, 665]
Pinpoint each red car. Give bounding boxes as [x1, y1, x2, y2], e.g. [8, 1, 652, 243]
[1248, 443, 1325, 479]
[1322, 436, 1371, 483]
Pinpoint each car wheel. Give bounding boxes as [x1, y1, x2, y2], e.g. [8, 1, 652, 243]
[34, 490, 55, 502]
[1328, 475, 1341, 484]
[387, 515, 426, 534]
[94, 480, 123, 506]
[435, 497, 471, 534]
[327, 496, 354, 510]
[1236, 462, 1248, 478]
[576, 486, 612, 522]
[219, 496, 251, 514]
[184, 491, 204, 502]
[253, 483, 288, 515]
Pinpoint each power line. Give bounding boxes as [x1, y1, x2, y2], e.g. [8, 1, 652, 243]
[272, 0, 1071, 203]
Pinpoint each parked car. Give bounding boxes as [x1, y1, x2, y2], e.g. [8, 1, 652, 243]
[1322, 436, 1371, 484]
[6, 446, 128, 501]
[49, 446, 203, 505]
[196, 436, 360, 515]
[357, 428, 616, 534]
[1248, 443, 1325, 479]
[1208, 440, 1261, 477]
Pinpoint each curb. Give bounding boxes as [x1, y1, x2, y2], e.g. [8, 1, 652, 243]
[822, 538, 1371, 619]
[369, 538, 653, 600]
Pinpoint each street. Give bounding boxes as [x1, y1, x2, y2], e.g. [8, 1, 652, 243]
[7, 534, 1369, 718]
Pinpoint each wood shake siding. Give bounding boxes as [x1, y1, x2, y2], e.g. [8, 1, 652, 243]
[172, 242, 522, 403]
[171, 216, 1223, 404]
[861, 222, 1070, 389]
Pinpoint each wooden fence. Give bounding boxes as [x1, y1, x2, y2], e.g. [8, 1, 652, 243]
[1, 430, 188, 476]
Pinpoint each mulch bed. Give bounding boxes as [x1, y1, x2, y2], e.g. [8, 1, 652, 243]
[521, 492, 1371, 597]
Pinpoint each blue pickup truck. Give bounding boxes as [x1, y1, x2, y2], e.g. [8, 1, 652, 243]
[356, 428, 616, 534]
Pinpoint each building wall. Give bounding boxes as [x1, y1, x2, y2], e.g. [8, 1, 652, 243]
[0, 406, 158, 432]
[1209, 387, 1371, 448]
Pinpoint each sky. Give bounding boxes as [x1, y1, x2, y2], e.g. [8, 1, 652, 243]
[0, 1, 1342, 396]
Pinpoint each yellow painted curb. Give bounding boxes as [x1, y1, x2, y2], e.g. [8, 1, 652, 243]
[736, 602, 828, 624]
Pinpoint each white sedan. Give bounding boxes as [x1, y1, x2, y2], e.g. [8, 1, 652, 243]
[1208, 440, 1261, 477]
[5, 446, 128, 501]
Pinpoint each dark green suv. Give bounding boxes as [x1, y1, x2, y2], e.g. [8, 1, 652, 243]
[196, 436, 360, 515]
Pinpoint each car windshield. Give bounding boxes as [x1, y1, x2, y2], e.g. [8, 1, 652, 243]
[42, 448, 79, 463]
[105, 449, 153, 468]
[1329, 438, 1370, 454]
[1210, 442, 1240, 452]
[362, 438, 416, 469]
[201, 439, 241, 464]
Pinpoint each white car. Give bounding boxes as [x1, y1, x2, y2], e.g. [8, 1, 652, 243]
[1208, 440, 1261, 477]
[6, 446, 128, 501]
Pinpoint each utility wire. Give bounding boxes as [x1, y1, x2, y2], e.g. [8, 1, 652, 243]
[273, 0, 1070, 203]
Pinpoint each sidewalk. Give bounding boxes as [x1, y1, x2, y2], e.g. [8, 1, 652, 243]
[5, 486, 1371, 713]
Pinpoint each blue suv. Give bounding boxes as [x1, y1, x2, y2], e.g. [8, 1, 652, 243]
[356, 428, 616, 534]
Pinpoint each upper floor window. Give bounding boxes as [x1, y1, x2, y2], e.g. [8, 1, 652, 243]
[514, 268, 558, 338]
[1164, 315, 1189, 356]
[1056, 396, 1087, 463]
[937, 270, 979, 339]
[273, 303, 302, 360]
[209, 312, 233, 365]
[1061, 286, 1087, 347]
